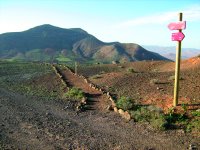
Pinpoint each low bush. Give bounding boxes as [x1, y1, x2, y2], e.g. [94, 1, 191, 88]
[130, 106, 167, 130]
[187, 110, 200, 133]
[127, 68, 135, 73]
[181, 103, 187, 114]
[116, 96, 134, 111]
[91, 74, 102, 79]
[165, 107, 188, 123]
[130, 107, 151, 122]
[150, 79, 160, 84]
[191, 110, 200, 117]
[165, 114, 187, 126]
[150, 115, 168, 131]
[168, 75, 184, 81]
[186, 119, 200, 133]
[150, 79, 169, 85]
[129, 105, 198, 132]
[64, 87, 85, 100]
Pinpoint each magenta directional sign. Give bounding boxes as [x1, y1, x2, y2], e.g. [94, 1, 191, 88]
[172, 32, 185, 41]
[168, 21, 186, 30]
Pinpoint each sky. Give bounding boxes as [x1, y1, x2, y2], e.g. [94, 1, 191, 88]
[0, 0, 200, 49]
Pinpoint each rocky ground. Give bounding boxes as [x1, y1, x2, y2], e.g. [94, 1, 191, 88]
[1, 88, 199, 150]
[88, 58, 200, 112]
[1, 60, 200, 149]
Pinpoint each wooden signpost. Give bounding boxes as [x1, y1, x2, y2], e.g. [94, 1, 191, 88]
[168, 13, 186, 107]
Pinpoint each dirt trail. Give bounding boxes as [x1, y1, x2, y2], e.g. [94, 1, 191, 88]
[1, 88, 199, 150]
[56, 66, 109, 110]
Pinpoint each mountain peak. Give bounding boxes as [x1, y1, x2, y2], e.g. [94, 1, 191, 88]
[27, 24, 88, 34]
[28, 24, 60, 31]
[37, 24, 55, 28]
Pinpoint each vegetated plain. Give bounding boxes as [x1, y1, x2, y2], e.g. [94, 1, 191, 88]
[0, 61, 65, 99]
[0, 57, 200, 149]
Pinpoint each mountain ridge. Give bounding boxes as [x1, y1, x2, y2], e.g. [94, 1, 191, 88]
[0, 24, 170, 63]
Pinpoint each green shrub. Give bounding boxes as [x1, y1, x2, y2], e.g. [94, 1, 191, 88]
[186, 110, 200, 133]
[191, 110, 200, 117]
[150, 79, 159, 84]
[186, 119, 200, 133]
[130, 106, 160, 122]
[92, 74, 102, 79]
[64, 87, 85, 100]
[127, 68, 135, 73]
[150, 115, 168, 130]
[130, 107, 150, 122]
[130, 106, 167, 130]
[181, 103, 187, 114]
[165, 106, 189, 123]
[129, 105, 198, 131]
[116, 96, 133, 111]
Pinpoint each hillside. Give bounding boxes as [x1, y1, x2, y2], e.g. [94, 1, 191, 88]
[158, 56, 200, 72]
[0, 24, 169, 63]
[77, 58, 200, 112]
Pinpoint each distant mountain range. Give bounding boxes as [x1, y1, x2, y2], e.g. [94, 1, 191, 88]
[0, 24, 170, 63]
[143, 45, 200, 61]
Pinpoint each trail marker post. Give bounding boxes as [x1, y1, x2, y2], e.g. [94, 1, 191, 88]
[168, 13, 186, 107]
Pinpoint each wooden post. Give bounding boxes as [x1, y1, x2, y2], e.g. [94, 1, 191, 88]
[173, 13, 183, 107]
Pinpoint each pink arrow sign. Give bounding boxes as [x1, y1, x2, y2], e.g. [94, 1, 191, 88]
[168, 21, 186, 30]
[172, 32, 185, 41]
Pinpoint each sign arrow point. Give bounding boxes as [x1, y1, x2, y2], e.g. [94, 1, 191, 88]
[171, 32, 185, 41]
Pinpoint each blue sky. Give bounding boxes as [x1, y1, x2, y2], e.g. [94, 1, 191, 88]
[0, 0, 200, 48]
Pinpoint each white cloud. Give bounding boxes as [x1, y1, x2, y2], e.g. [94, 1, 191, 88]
[117, 12, 176, 27]
[183, 5, 200, 21]
[116, 4, 200, 28]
